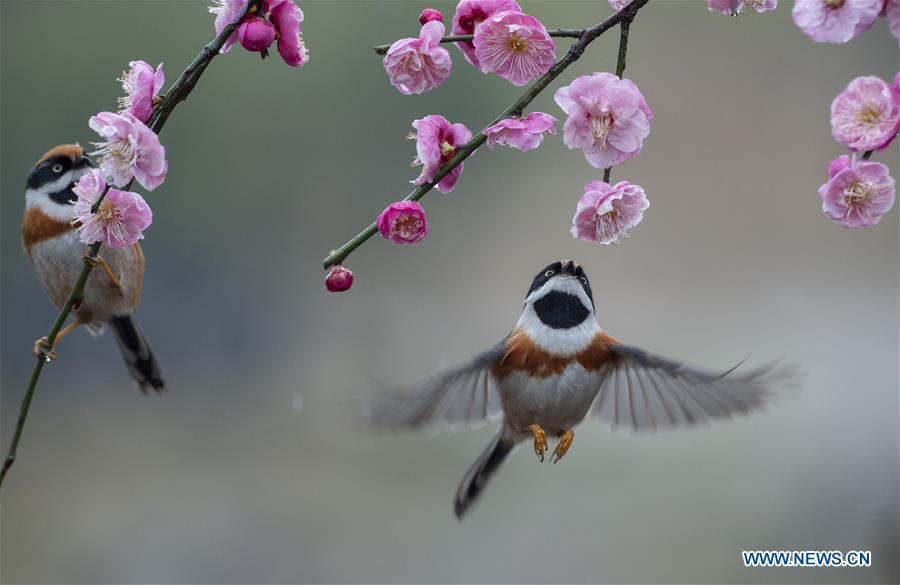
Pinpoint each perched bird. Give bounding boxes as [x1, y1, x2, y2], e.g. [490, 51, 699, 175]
[22, 144, 164, 393]
[368, 260, 796, 519]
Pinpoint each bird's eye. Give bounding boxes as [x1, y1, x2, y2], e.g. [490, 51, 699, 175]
[545, 270, 555, 277]
[51, 164, 63, 173]
[579, 277, 588, 285]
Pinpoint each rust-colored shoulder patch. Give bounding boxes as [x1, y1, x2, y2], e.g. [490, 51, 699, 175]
[35, 144, 84, 166]
[22, 208, 74, 256]
[492, 329, 620, 381]
[576, 331, 619, 371]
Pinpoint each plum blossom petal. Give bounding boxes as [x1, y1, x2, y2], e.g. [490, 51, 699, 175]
[707, 0, 777, 14]
[609, 0, 633, 9]
[484, 112, 557, 151]
[473, 10, 556, 86]
[831, 75, 900, 151]
[886, 0, 900, 40]
[827, 154, 851, 178]
[89, 111, 167, 191]
[209, 0, 249, 53]
[117, 61, 164, 124]
[819, 157, 895, 228]
[571, 180, 649, 245]
[554, 72, 652, 169]
[411, 115, 473, 193]
[270, 0, 309, 67]
[791, 0, 881, 43]
[383, 21, 452, 95]
[377, 201, 429, 244]
[73, 170, 153, 248]
[452, 0, 522, 68]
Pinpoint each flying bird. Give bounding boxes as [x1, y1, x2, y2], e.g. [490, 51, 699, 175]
[22, 144, 164, 392]
[368, 260, 796, 519]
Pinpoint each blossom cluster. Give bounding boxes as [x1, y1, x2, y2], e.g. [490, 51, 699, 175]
[211, 0, 308, 66]
[75, 59, 168, 248]
[382, 1, 555, 94]
[338, 1, 657, 293]
[74, 2, 306, 250]
[819, 73, 898, 228]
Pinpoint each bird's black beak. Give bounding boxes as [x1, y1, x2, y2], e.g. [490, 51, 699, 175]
[561, 260, 576, 276]
[75, 155, 94, 169]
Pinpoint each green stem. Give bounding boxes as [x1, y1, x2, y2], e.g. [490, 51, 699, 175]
[604, 20, 631, 184]
[372, 28, 586, 56]
[325, 0, 650, 270]
[0, 0, 260, 492]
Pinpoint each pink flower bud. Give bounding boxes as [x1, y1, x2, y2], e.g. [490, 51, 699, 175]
[419, 8, 443, 24]
[238, 16, 277, 53]
[377, 201, 429, 244]
[325, 266, 354, 292]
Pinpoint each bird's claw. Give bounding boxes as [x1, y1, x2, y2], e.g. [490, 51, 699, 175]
[528, 424, 548, 462]
[83, 251, 124, 297]
[33, 337, 56, 362]
[551, 430, 574, 464]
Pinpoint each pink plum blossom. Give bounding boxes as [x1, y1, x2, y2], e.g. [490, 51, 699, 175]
[377, 201, 429, 244]
[819, 156, 895, 228]
[210, 0, 249, 52]
[73, 169, 153, 248]
[791, 0, 881, 44]
[707, 0, 777, 15]
[452, 0, 522, 68]
[831, 75, 900, 151]
[325, 266, 354, 292]
[484, 112, 557, 151]
[886, 0, 900, 40]
[609, 0, 633, 9]
[383, 21, 452, 95]
[89, 111, 167, 191]
[269, 0, 309, 67]
[117, 61, 164, 124]
[237, 16, 276, 52]
[571, 180, 649, 245]
[411, 115, 473, 193]
[554, 72, 653, 169]
[420, 8, 443, 24]
[473, 10, 556, 86]
[211, 0, 308, 66]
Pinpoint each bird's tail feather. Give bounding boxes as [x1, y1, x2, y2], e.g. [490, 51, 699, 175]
[454, 425, 514, 520]
[110, 315, 165, 394]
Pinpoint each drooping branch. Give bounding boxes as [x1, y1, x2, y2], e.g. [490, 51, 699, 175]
[323, 0, 650, 270]
[604, 20, 632, 184]
[0, 0, 261, 491]
[372, 28, 586, 55]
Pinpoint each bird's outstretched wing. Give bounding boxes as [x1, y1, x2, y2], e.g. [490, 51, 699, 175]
[365, 342, 507, 432]
[590, 344, 799, 431]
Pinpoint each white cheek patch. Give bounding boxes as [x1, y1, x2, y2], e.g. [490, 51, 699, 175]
[25, 169, 80, 222]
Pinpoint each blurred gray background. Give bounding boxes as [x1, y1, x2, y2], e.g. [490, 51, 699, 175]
[2, 1, 898, 583]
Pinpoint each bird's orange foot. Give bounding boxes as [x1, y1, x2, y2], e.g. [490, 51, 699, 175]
[32, 337, 56, 362]
[551, 430, 574, 464]
[528, 424, 548, 462]
[83, 251, 124, 296]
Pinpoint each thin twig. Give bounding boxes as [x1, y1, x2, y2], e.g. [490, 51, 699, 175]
[604, 20, 632, 183]
[324, 0, 650, 270]
[0, 0, 260, 491]
[372, 28, 586, 55]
